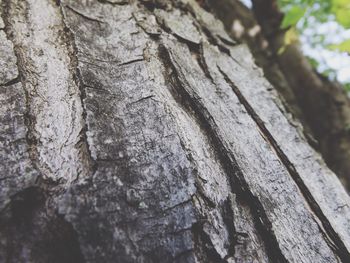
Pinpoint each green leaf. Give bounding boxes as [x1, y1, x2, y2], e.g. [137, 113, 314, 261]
[307, 56, 320, 68]
[332, 0, 350, 28]
[284, 27, 299, 45]
[321, 68, 337, 78]
[281, 6, 307, 28]
[278, 27, 299, 55]
[329, 39, 350, 53]
[335, 9, 350, 28]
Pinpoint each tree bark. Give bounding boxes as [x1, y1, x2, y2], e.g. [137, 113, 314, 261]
[207, 0, 350, 191]
[0, 0, 350, 262]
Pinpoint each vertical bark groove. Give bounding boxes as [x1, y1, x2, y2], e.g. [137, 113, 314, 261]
[2, 0, 92, 184]
[159, 42, 265, 261]
[158, 43, 286, 263]
[59, 1, 97, 178]
[213, 42, 350, 259]
[218, 67, 350, 261]
[161, 33, 346, 261]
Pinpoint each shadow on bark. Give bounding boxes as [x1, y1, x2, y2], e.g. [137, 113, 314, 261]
[0, 187, 84, 263]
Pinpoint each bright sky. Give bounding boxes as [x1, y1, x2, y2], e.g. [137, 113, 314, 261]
[299, 19, 350, 83]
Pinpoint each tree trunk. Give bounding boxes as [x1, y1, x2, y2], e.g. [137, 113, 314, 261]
[1, 0, 350, 262]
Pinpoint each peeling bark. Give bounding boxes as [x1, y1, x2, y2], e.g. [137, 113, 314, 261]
[1, 0, 350, 262]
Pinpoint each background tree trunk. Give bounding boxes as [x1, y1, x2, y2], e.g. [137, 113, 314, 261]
[1, 0, 350, 262]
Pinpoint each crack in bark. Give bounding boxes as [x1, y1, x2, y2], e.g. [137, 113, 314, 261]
[129, 95, 156, 105]
[218, 66, 350, 262]
[187, 42, 215, 83]
[158, 43, 287, 263]
[59, 2, 97, 179]
[221, 194, 237, 260]
[174, 0, 235, 52]
[64, 4, 105, 24]
[192, 221, 227, 263]
[0, 75, 20, 86]
[117, 57, 145, 66]
[97, 0, 129, 6]
[0, 0, 42, 181]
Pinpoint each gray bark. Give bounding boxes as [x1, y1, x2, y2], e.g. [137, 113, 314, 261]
[0, 0, 350, 262]
[207, 0, 350, 191]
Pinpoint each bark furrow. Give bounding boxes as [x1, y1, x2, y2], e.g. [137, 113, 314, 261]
[215, 43, 350, 258]
[218, 65, 349, 261]
[161, 34, 342, 262]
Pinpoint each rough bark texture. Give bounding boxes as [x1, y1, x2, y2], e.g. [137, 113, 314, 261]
[1, 0, 350, 262]
[252, 0, 350, 191]
[206, 0, 311, 135]
[207, 0, 350, 192]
